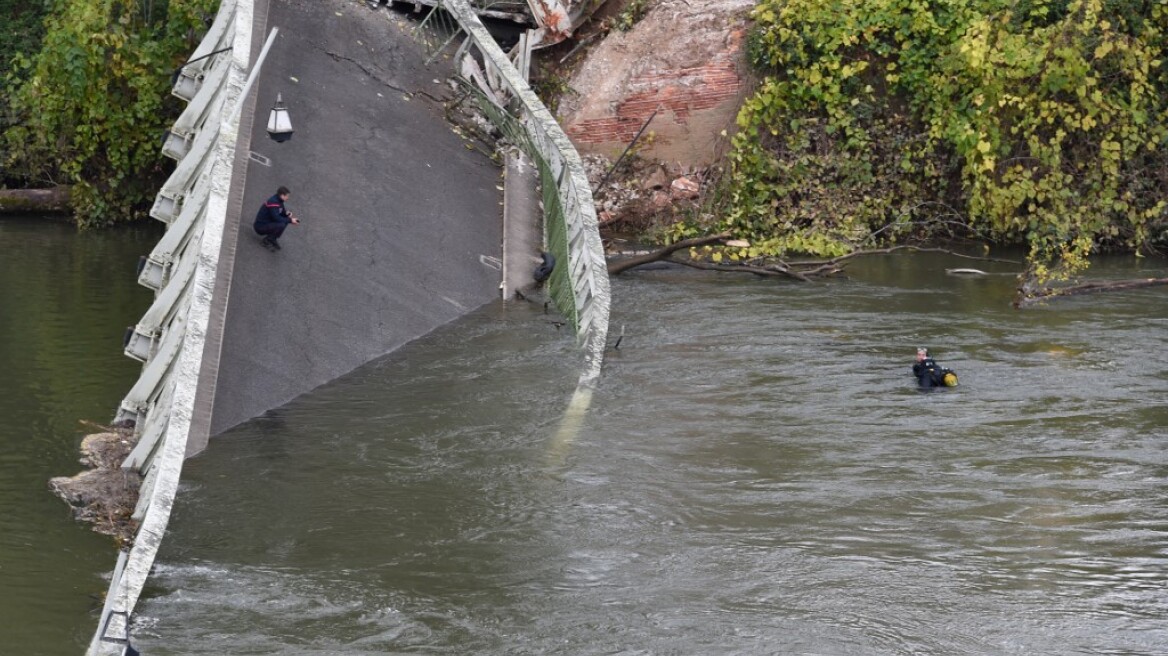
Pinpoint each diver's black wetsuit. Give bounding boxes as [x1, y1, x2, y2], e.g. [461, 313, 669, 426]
[913, 357, 955, 388]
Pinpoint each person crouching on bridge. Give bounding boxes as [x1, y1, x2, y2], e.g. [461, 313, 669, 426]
[254, 186, 299, 250]
[913, 347, 958, 388]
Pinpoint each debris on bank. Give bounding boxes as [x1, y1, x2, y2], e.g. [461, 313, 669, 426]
[583, 152, 713, 238]
[49, 424, 142, 547]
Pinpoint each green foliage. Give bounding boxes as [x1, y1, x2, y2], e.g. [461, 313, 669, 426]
[616, 0, 651, 32]
[0, 1, 47, 84]
[532, 67, 575, 115]
[2, 0, 217, 227]
[701, 0, 1167, 280]
[0, 0, 49, 170]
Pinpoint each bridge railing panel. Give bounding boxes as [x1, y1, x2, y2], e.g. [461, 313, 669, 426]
[426, 0, 610, 387]
[138, 172, 212, 293]
[173, 0, 237, 100]
[164, 57, 232, 160]
[87, 0, 254, 651]
[152, 106, 223, 223]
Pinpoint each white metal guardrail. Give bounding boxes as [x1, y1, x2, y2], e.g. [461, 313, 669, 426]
[88, 0, 609, 651]
[426, 0, 611, 470]
[87, 0, 255, 653]
[434, 0, 611, 387]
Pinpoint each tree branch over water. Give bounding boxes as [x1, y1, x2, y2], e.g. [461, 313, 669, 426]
[1015, 278, 1168, 308]
[607, 233, 731, 275]
[608, 239, 1019, 282]
[606, 237, 1167, 307]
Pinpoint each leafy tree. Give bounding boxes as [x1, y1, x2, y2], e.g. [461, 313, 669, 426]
[0, 0, 48, 176]
[2, 0, 217, 227]
[686, 0, 1167, 283]
[0, 1, 46, 78]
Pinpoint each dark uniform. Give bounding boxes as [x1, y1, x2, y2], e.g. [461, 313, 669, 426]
[254, 194, 293, 248]
[913, 353, 958, 388]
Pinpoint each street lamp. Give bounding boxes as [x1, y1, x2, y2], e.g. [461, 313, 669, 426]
[267, 93, 294, 142]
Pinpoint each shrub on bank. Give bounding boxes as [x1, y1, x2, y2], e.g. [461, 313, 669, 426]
[2, 0, 217, 227]
[691, 0, 1167, 282]
[0, 0, 47, 179]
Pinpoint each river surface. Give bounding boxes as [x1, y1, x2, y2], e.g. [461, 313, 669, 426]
[0, 217, 160, 654]
[4, 220, 1167, 654]
[136, 252, 1167, 655]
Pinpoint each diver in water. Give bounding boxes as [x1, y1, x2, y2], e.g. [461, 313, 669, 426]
[913, 347, 958, 388]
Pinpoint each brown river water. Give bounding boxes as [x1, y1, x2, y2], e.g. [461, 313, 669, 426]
[2, 219, 1166, 654]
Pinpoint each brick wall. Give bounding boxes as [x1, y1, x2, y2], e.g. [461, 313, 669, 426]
[562, 27, 748, 166]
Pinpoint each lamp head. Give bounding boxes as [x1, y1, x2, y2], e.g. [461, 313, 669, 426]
[267, 93, 294, 142]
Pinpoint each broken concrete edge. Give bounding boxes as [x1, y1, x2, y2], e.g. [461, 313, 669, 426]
[501, 149, 544, 300]
[48, 428, 142, 547]
[583, 152, 717, 236]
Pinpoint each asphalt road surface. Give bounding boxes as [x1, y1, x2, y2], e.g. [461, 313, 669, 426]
[211, 0, 504, 434]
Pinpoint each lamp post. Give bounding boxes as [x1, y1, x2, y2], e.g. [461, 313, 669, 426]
[267, 93, 294, 142]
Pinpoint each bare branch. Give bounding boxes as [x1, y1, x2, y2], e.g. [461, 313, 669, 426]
[868, 201, 973, 241]
[608, 239, 1019, 282]
[607, 232, 731, 275]
[666, 257, 818, 282]
[788, 245, 1022, 267]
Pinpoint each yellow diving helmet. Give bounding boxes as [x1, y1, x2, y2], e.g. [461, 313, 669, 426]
[942, 372, 958, 387]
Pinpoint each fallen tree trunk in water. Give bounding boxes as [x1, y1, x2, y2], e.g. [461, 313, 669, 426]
[605, 235, 1164, 307]
[1015, 277, 1168, 307]
[666, 256, 822, 281]
[0, 187, 71, 214]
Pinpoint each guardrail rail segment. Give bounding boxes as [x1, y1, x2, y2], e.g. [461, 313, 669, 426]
[421, 0, 610, 386]
[88, 0, 252, 653]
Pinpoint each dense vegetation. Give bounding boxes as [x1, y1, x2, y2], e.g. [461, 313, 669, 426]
[678, 0, 1167, 284]
[2, 0, 217, 227]
[0, 0, 48, 181]
[0, 1, 47, 86]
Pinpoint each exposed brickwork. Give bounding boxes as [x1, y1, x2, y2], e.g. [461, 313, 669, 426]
[558, 0, 756, 166]
[566, 51, 744, 146]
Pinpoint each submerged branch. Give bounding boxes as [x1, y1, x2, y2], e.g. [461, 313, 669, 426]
[1015, 277, 1168, 307]
[609, 237, 1021, 282]
[790, 245, 1022, 267]
[666, 257, 820, 281]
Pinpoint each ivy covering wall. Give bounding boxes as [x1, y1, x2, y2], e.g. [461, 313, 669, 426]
[688, 0, 1166, 281]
